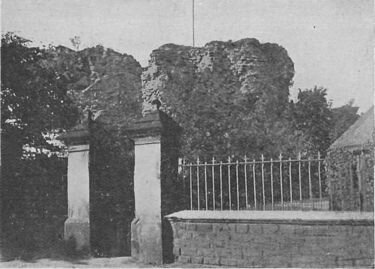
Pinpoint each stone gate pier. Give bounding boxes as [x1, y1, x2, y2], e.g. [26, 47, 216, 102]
[58, 118, 90, 251]
[125, 103, 181, 264]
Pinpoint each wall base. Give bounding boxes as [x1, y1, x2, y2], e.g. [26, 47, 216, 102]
[131, 217, 163, 264]
[64, 218, 90, 251]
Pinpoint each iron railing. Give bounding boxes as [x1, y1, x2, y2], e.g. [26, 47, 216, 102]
[179, 153, 328, 211]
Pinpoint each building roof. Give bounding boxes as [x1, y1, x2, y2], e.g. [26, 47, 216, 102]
[329, 106, 374, 150]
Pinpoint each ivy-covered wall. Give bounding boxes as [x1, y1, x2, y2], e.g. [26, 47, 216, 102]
[325, 145, 374, 211]
[89, 120, 135, 257]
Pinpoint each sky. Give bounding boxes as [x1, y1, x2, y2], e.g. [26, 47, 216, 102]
[2, 0, 374, 112]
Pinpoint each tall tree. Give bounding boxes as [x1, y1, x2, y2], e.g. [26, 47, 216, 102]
[1, 33, 79, 160]
[1, 33, 80, 260]
[291, 86, 333, 154]
[329, 99, 359, 142]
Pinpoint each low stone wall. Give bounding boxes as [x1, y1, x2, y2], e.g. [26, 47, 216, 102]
[166, 210, 374, 267]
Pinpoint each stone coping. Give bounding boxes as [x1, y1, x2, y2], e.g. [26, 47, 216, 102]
[166, 210, 374, 226]
[57, 129, 90, 145]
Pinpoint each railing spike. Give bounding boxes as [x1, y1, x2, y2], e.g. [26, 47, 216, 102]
[270, 157, 274, 210]
[204, 161, 208, 210]
[227, 157, 232, 210]
[236, 159, 240, 210]
[220, 160, 223, 210]
[244, 155, 248, 209]
[261, 153, 265, 210]
[212, 156, 216, 211]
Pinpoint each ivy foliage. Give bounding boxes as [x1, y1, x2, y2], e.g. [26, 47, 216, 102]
[89, 120, 135, 257]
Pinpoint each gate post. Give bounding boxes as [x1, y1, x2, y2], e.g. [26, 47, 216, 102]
[126, 102, 181, 264]
[58, 116, 90, 251]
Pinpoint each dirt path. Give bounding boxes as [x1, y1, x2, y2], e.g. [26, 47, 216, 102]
[1, 257, 155, 268]
[0, 257, 221, 268]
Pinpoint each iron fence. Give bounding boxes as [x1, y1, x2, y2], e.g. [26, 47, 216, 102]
[179, 153, 329, 211]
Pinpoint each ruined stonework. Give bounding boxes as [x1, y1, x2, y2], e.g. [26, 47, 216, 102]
[141, 39, 295, 157]
[50, 45, 143, 128]
[142, 39, 294, 114]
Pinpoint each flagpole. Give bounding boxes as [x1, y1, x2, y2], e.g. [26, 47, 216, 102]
[192, 0, 195, 47]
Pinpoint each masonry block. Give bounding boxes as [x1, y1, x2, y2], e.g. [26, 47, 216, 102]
[293, 225, 308, 235]
[180, 231, 193, 240]
[213, 240, 225, 248]
[173, 246, 180, 256]
[278, 224, 295, 233]
[215, 231, 230, 241]
[212, 223, 225, 233]
[203, 257, 220, 265]
[185, 223, 196, 231]
[245, 256, 265, 267]
[191, 256, 204, 264]
[220, 258, 238, 267]
[235, 223, 249, 233]
[196, 223, 212, 232]
[236, 259, 252, 267]
[197, 248, 214, 257]
[248, 224, 263, 234]
[228, 223, 237, 232]
[195, 239, 210, 248]
[355, 257, 374, 267]
[178, 255, 191, 263]
[175, 222, 185, 231]
[267, 255, 293, 268]
[173, 238, 183, 247]
[216, 248, 233, 258]
[262, 224, 280, 234]
[180, 248, 196, 256]
[230, 247, 243, 259]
